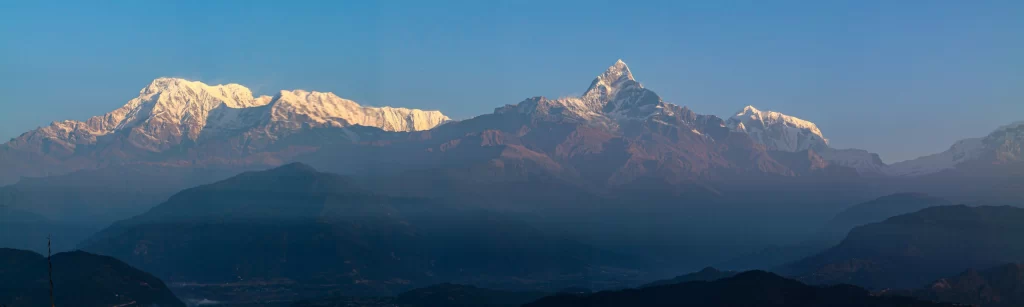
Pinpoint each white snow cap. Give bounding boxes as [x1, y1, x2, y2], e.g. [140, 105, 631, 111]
[494, 59, 659, 122]
[726, 105, 829, 152]
[586, 59, 635, 92]
[12, 77, 450, 152]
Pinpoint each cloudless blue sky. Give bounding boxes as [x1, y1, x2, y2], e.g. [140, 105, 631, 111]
[1, 0, 1021, 162]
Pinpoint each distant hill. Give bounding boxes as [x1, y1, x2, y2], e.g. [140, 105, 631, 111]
[524, 270, 953, 307]
[0, 164, 246, 223]
[786, 205, 1024, 289]
[891, 263, 1024, 307]
[393, 283, 548, 307]
[642, 267, 738, 287]
[717, 193, 951, 272]
[291, 283, 548, 307]
[81, 163, 644, 302]
[0, 248, 183, 307]
[820, 193, 952, 241]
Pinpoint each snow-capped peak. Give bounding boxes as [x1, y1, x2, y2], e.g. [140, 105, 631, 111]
[725, 106, 895, 174]
[584, 59, 635, 97]
[495, 59, 665, 124]
[726, 105, 829, 152]
[7, 78, 450, 153]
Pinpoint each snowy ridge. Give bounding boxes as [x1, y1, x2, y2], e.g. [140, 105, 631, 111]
[724, 106, 895, 174]
[817, 148, 888, 175]
[265, 90, 450, 132]
[8, 78, 449, 152]
[726, 106, 829, 152]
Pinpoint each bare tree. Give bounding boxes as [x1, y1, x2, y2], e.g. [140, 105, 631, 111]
[48, 235, 55, 307]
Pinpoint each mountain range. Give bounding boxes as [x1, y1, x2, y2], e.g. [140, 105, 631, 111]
[3, 60, 1020, 189]
[2, 59, 1022, 306]
[4, 60, 1023, 271]
[0, 77, 448, 185]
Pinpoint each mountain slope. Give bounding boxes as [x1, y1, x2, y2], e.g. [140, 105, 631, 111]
[0, 164, 244, 222]
[642, 267, 738, 287]
[0, 207, 101, 255]
[889, 122, 1024, 176]
[80, 163, 644, 302]
[786, 205, 1024, 289]
[900, 263, 1024, 307]
[525, 271, 953, 307]
[0, 248, 184, 307]
[819, 193, 953, 241]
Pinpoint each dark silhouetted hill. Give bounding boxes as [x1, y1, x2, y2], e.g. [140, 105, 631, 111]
[891, 263, 1024, 307]
[525, 271, 954, 307]
[81, 163, 644, 300]
[0, 248, 183, 307]
[821, 193, 952, 241]
[642, 267, 738, 287]
[787, 205, 1024, 289]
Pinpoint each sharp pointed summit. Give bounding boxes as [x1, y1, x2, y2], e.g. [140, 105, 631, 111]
[494, 59, 670, 123]
[585, 59, 637, 97]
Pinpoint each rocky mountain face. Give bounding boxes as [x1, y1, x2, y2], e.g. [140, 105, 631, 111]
[0, 78, 448, 185]
[0, 248, 184, 307]
[785, 205, 1024, 289]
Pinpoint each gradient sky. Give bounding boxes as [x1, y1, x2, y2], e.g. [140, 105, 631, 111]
[1, 1, 1021, 163]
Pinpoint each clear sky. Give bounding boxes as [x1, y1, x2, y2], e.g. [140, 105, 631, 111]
[1, 1, 1021, 163]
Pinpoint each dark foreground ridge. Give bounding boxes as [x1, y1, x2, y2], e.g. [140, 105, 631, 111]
[0, 248, 184, 307]
[787, 205, 1024, 289]
[892, 262, 1024, 307]
[524, 270, 954, 307]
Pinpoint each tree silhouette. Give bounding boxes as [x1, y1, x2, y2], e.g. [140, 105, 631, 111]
[48, 235, 55, 307]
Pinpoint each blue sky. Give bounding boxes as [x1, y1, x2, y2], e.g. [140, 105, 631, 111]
[1, 1, 1021, 162]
